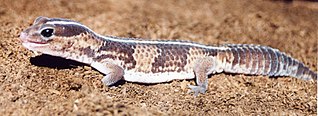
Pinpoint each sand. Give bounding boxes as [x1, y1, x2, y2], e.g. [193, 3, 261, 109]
[0, 0, 317, 115]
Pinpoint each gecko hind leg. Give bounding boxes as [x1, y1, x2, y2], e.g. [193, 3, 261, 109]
[188, 57, 222, 96]
[91, 62, 124, 86]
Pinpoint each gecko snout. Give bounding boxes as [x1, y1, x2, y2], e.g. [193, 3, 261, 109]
[19, 32, 28, 42]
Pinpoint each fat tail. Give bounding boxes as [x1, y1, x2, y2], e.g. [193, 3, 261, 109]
[217, 44, 317, 80]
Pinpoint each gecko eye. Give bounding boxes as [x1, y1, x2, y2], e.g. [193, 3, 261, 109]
[40, 28, 54, 38]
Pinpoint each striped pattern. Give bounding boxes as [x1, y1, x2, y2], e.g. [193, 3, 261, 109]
[218, 44, 316, 80]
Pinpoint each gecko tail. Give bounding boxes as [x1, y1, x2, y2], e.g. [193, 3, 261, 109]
[289, 61, 317, 81]
[219, 44, 317, 81]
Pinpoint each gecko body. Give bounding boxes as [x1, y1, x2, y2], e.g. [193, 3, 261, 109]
[20, 17, 317, 95]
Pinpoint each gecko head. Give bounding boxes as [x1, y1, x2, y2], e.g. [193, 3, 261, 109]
[20, 16, 98, 56]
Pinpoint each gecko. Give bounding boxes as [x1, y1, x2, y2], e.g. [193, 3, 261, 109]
[20, 17, 317, 96]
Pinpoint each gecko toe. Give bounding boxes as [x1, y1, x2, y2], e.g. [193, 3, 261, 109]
[188, 85, 206, 96]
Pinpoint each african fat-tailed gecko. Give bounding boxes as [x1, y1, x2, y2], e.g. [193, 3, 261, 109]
[19, 17, 317, 95]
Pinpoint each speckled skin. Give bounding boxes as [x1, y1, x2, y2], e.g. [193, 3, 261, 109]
[20, 17, 317, 95]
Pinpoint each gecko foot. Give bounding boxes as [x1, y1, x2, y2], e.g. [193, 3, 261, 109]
[188, 85, 207, 96]
[101, 74, 122, 86]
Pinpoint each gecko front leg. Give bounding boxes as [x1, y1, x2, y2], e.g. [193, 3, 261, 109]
[91, 62, 124, 86]
[188, 57, 223, 96]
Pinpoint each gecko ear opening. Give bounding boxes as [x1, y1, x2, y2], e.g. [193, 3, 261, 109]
[33, 16, 49, 25]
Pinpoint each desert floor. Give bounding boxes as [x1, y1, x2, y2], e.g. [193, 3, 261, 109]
[0, 0, 317, 115]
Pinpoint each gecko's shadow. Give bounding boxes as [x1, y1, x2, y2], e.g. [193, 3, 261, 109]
[29, 54, 127, 86]
[223, 73, 280, 79]
[30, 54, 85, 69]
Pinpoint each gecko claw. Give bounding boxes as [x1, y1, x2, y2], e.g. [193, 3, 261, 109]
[188, 85, 206, 96]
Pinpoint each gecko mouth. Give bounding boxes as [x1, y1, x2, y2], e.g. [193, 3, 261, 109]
[24, 40, 48, 44]
[20, 32, 49, 48]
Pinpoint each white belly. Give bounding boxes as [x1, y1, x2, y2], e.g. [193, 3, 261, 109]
[123, 70, 195, 83]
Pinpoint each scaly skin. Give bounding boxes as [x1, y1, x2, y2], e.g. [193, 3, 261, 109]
[20, 17, 317, 96]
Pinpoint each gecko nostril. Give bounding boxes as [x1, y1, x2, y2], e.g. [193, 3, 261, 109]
[20, 32, 28, 40]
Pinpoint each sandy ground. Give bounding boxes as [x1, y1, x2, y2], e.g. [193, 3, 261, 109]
[0, 0, 317, 115]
